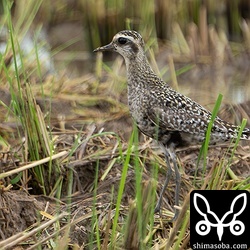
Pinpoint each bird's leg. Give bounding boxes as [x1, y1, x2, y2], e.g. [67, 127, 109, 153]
[154, 155, 172, 214]
[154, 148, 181, 221]
[170, 151, 180, 221]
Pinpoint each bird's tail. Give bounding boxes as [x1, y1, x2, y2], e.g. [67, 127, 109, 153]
[225, 122, 250, 140]
[241, 127, 250, 140]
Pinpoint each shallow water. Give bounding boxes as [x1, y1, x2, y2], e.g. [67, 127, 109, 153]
[176, 63, 250, 107]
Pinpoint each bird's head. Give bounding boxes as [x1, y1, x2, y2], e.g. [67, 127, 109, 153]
[94, 30, 145, 60]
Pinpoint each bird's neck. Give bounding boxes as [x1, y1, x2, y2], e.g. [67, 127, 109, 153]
[124, 54, 155, 89]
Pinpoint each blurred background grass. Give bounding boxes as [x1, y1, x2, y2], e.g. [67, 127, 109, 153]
[1, 0, 249, 72]
[0, 0, 249, 113]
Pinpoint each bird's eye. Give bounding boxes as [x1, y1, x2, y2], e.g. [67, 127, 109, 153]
[117, 37, 128, 44]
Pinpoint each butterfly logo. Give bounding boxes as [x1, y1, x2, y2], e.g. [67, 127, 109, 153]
[193, 193, 247, 241]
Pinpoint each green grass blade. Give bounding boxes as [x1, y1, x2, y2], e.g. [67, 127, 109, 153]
[133, 126, 143, 243]
[110, 128, 135, 246]
[194, 94, 223, 185]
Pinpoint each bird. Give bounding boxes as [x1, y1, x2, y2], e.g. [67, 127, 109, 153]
[93, 30, 250, 220]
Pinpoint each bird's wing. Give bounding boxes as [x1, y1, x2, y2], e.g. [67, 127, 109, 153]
[147, 89, 229, 135]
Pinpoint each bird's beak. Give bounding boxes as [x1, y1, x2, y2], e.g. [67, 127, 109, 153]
[93, 42, 115, 52]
